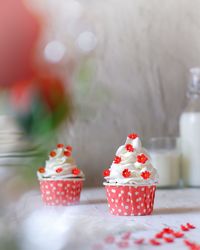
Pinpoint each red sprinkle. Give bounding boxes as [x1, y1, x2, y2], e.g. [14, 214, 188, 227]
[173, 231, 184, 238]
[155, 232, 164, 239]
[66, 145, 73, 151]
[125, 144, 134, 152]
[64, 150, 71, 157]
[149, 239, 161, 246]
[50, 151, 56, 157]
[38, 167, 45, 173]
[104, 235, 115, 244]
[187, 223, 196, 229]
[103, 169, 110, 177]
[117, 241, 129, 248]
[134, 239, 144, 245]
[137, 154, 148, 164]
[72, 168, 80, 175]
[184, 239, 196, 247]
[114, 156, 122, 164]
[121, 232, 131, 240]
[122, 169, 131, 178]
[141, 171, 151, 180]
[56, 167, 63, 173]
[128, 133, 138, 139]
[162, 227, 174, 234]
[181, 225, 189, 231]
[163, 237, 174, 243]
[57, 143, 64, 148]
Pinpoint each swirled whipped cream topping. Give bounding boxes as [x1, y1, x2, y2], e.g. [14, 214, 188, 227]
[37, 144, 84, 180]
[103, 134, 158, 185]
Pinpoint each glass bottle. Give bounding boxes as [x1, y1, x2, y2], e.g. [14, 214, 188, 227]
[180, 68, 200, 187]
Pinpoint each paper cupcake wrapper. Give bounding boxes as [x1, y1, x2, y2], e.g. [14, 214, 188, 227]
[105, 185, 156, 216]
[39, 179, 83, 206]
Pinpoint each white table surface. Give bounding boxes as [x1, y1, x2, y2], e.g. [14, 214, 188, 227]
[2, 188, 200, 250]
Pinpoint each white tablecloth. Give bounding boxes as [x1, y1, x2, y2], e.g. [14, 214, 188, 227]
[1, 188, 200, 250]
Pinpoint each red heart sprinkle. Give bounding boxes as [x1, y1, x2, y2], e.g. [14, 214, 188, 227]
[117, 241, 129, 248]
[141, 171, 151, 180]
[50, 151, 56, 157]
[128, 133, 138, 139]
[66, 145, 72, 151]
[155, 232, 164, 239]
[114, 156, 122, 164]
[134, 239, 144, 245]
[38, 167, 45, 173]
[57, 144, 64, 148]
[104, 235, 115, 244]
[103, 169, 110, 177]
[149, 239, 161, 246]
[181, 225, 189, 231]
[184, 239, 196, 247]
[56, 167, 63, 173]
[187, 223, 196, 229]
[125, 144, 134, 152]
[163, 237, 174, 243]
[173, 231, 184, 238]
[72, 168, 80, 175]
[122, 169, 131, 178]
[137, 154, 148, 164]
[162, 227, 174, 234]
[64, 151, 71, 157]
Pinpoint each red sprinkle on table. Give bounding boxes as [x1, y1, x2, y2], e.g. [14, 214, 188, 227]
[181, 225, 189, 231]
[50, 151, 56, 157]
[173, 231, 184, 238]
[122, 169, 131, 178]
[163, 237, 174, 243]
[103, 169, 110, 177]
[38, 167, 45, 173]
[64, 150, 71, 157]
[56, 167, 63, 173]
[149, 239, 161, 246]
[125, 144, 134, 152]
[57, 144, 64, 148]
[128, 133, 138, 139]
[137, 154, 148, 164]
[72, 168, 80, 175]
[66, 145, 73, 151]
[104, 235, 115, 244]
[187, 223, 196, 229]
[155, 232, 164, 239]
[114, 156, 122, 164]
[162, 227, 174, 234]
[141, 171, 151, 180]
[134, 239, 144, 245]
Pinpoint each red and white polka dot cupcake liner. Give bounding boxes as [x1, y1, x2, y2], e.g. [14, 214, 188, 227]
[39, 179, 84, 206]
[105, 184, 156, 216]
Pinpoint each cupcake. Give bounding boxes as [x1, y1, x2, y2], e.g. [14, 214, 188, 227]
[37, 144, 85, 206]
[103, 134, 158, 216]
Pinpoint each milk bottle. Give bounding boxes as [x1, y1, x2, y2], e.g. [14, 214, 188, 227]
[180, 68, 200, 186]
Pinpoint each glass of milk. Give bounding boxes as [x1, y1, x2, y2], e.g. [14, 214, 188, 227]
[144, 137, 181, 188]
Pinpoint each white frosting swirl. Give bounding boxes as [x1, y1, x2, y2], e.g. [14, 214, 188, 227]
[104, 134, 158, 185]
[37, 145, 84, 180]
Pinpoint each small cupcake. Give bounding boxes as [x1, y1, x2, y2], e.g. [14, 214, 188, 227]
[37, 144, 85, 206]
[103, 134, 158, 216]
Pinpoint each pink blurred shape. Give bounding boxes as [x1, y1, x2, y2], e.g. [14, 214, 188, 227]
[0, 0, 40, 86]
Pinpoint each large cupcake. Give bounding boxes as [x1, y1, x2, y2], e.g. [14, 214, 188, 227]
[103, 134, 158, 216]
[37, 144, 85, 206]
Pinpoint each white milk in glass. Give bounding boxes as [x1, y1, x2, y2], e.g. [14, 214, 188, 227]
[150, 150, 180, 187]
[180, 113, 200, 186]
[180, 68, 200, 187]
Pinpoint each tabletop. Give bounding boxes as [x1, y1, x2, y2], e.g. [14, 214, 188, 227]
[1, 187, 200, 250]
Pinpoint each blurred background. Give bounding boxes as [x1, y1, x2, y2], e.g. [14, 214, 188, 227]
[1, 0, 200, 190]
[1, 0, 200, 249]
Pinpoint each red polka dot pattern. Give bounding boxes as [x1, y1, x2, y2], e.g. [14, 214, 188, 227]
[105, 185, 156, 216]
[39, 179, 83, 206]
